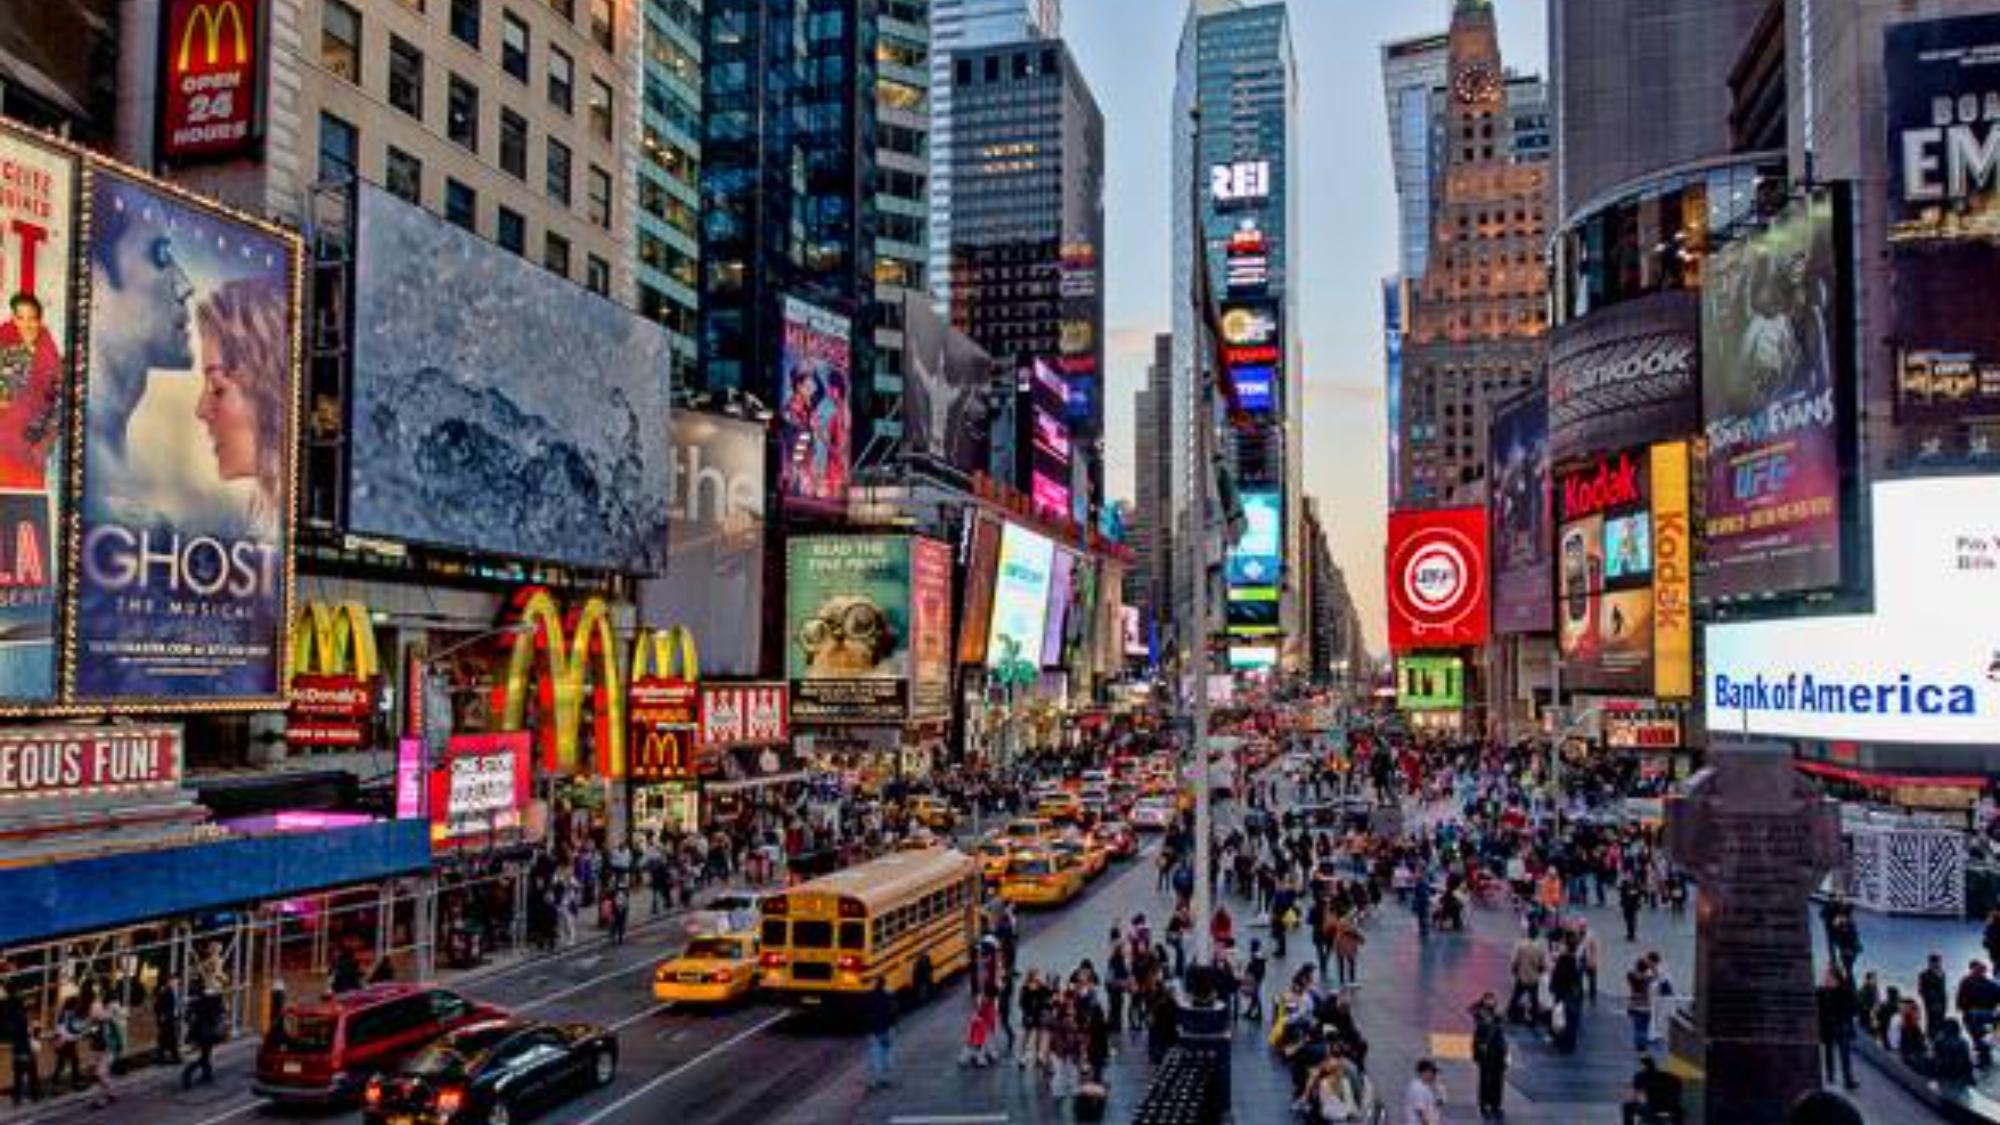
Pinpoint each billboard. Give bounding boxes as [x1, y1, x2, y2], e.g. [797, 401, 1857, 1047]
[1221, 302, 1281, 414]
[1041, 549, 1075, 668]
[1028, 359, 1072, 522]
[1386, 508, 1489, 651]
[1546, 292, 1700, 462]
[1226, 586, 1280, 638]
[1121, 605, 1146, 658]
[639, 412, 765, 677]
[1397, 655, 1463, 712]
[1554, 444, 1692, 697]
[1706, 477, 2000, 745]
[349, 184, 671, 572]
[697, 683, 789, 748]
[1211, 160, 1272, 206]
[957, 516, 1002, 665]
[908, 536, 953, 718]
[1385, 281, 1404, 509]
[0, 127, 74, 702]
[1701, 189, 1851, 602]
[1488, 388, 1553, 635]
[986, 523, 1054, 671]
[430, 732, 531, 849]
[77, 169, 299, 702]
[1886, 15, 2000, 432]
[1228, 488, 1282, 587]
[786, 536, 912, 723]
[159, 0, 264, 163]
[0, 725, 181, 800]
[901, 293, 995, 473]
[780, 295, 851, 513]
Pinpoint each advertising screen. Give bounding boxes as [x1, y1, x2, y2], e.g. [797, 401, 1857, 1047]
[1227, 587, 1280, 637]
[1603, 513, 1652, 581]
[1228, 646, 1277, 671]
[1228, 488, 1282, 587]
[0, 126, 74, 702]
[1706, 476, 2000, 744]
[957, 516, 1002, 664]
[1886, 15, 2000, 435]
[1041, 549, 1075, 668]
[1397, 655, 1463, 712]
[901, 293, 995, 473]
[986, 523, 1055, 671]
[1028, 359, 1072, 522]
[786, 536, 912, 723]
[1221, 301, 1281, 415]
[1546, 292, 1700, 462]
[907, 537, 953, 718]
[159, 0, 264, 163]
[1121, 605, 1146, 659]
[779, 295, 852, 513]
[77, 169, 299, 702]
[1701, 189, 1850, 602]
[1385, 281, 1404, 509]
[638, 412, 765, 677]
[349, 184, 671, 571]
[1386, 508, 1489, 651]
[1488, 387, 1552, 635]
[430, 732, 531, 848]
[1555, 444, 1692, 697]
[1062, 557, 1097, 671]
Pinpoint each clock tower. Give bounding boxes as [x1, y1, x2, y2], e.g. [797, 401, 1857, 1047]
[1448, 0, 1503, 112]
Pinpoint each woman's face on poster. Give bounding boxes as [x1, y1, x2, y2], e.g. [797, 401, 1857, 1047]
[196, 323, 260, 481]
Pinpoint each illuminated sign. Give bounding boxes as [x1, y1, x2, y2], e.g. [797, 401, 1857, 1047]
[500, 589, 627, 777]
[160, 0, 263, 162]
[1397, 655, 1463, 712]
[1221, 306, 1278, 347]
[288, 601, 380, 748]
[431, 732, 531, 848]
[1210, 160, 1272, 205]
[698, 683, 789, 748]
[1386, 508, 1489, 651]
[0, 725, 182, 801]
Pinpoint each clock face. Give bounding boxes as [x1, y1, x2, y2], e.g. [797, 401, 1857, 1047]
[1453, 62, 1499, 105]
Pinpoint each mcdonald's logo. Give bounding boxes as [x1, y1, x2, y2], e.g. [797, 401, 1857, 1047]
[290, 600, 380, 679]
[288, 601, 379, 748]
[177, 0, 249, 70]
[501, 589, 627, 779]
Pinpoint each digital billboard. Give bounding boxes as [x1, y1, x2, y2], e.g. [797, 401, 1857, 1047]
[786, 536, 912, 723]
[1706, 476, 2000, 745]
[1885, 15, 2000, 435]
[430, 732, 531, 849]
[159, 0, 265, 163]
[1041, 549, 1075, 668]
[1701, 188, 1851, 602]
[1488, 387, 1552, 635]
[1386, 508, 1488, 652]
[1546, 292, 1700, 462]
[1385, 281, 1405, 510]
[1226, 586, 1280, 637]
[349, 184, 671, 572]
[0, 125, 74, 702]
[901, 292, 995, 473]
[779, 295, 852, 513]
[987, 523, 1054, 671]
[1227, 489, 1282, 587]
[1555, 444, 1692, 698]
[957, 515, 1002, 665]
[1221, 301, 1281, 415]
[76, 168, 300, 702]
[1397, 655, 1463, 712]
[907, 537, 953, 719]
[638, 412, 765, 677]
[1121, 605, 1146, 659]
[1028, 359, 1072, 522]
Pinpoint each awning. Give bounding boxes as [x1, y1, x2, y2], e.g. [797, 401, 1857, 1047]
[1794, 760, 1985, 790]
[704, 771, 808, 794]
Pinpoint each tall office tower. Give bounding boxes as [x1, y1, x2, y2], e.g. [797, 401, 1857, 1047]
[928, 0, 1062, 309]
[1172, 0, 1301, 673]
[636, 0, 704, 390]
[946, 37, 1105, 510]
[1381, 32, 1450, 280]
[871, 1, 931, 461]
[1548, 0, 1771, 224]
[1395, 0, 1548, 511]
[696, 0, 877, 416]
[1134, 333, 1177, 645]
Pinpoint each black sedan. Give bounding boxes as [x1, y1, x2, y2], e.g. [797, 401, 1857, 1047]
[362, 1018, 617, 1125]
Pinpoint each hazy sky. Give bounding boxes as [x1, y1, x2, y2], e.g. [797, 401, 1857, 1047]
[1070, 0, 1548, 655]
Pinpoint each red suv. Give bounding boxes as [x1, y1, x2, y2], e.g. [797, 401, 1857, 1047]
[254, 984, 501, 1105]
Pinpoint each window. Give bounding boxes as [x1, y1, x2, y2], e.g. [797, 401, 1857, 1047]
[447, 75, 478, 151]
[590, 0, 614, 49]
[546, 0, 573, 17]
[544, 231, 571, 276]
[545, 138, 572, 204]
[445, 178, 477, 230]
[450, 0, 481, 46]
[322, 1, 361, 82]
[501, 11, 529, 81]
[499, 109, 528, 178]
[388, 37, 424, 118]
[385, 146, 422, 203]
[548, 46, 573, 113]
[588, 79, 614, 141]
[426, 992, 473, 1023]
[585, 254, 610, 295]
[585, 165, 611, 227]
[317, 112, 357, 181]
[497, 207, 525, 253]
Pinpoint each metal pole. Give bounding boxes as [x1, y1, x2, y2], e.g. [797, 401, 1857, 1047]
[1187, 102, 1214, 970]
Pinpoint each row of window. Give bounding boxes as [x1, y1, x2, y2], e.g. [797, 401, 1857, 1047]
[875, 878, 975, 946]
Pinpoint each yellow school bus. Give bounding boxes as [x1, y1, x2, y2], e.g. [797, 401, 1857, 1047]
[757, 847, 981, 1004]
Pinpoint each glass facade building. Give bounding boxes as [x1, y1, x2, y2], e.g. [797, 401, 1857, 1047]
[639, 0, 705, 389]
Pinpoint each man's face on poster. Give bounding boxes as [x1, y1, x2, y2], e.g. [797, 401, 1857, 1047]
[9, 299, 43, 345]
[102, 232, 195, 371]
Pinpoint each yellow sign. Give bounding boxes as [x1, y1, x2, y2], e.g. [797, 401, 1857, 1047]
[501, 590, 627, 778]
[1651, 441, 1692, 699]
[630, 625, 699, 684]
[178, 0, 249, 69]
[289, 600, 379, 678]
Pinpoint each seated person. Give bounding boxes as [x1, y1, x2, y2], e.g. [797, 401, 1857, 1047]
[1931, 1018, 1976, 1086]
[1621, 1055, 1685, 1125]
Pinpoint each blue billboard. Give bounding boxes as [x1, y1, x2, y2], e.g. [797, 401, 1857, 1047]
[1227, 488, 1282, 587]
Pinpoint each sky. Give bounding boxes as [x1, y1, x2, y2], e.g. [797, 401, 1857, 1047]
[1068, 0, 1548, 656]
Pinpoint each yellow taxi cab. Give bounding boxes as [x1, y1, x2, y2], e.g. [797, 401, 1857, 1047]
[998, 850, 1086, 907]
[907, 795, 958, 832]
[996, 817, 1059, 849]
[1034, 791, 1084, 823]
[974, 838, 1014, 883]
[1050, 836, 1106, 880]
[653, 931, 760, 1004]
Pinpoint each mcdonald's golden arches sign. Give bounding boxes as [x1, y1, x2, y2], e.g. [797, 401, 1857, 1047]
[160, 0, 263, 162]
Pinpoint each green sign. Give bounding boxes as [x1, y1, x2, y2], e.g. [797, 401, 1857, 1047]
[787, 536, 911, 722]
[1397, 655, 1463, 712]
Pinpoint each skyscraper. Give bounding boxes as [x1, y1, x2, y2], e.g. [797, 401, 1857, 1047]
[637, 1, 704, 391]
[1172, 0, 1301, 672]
[1134, 333, 1176, 644]
[928, 0, 1062, 310]
[1381, 31, 1450, 280]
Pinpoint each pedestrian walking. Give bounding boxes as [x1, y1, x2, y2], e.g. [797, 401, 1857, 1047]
[50, 995, 85, 1093]
[1620, 877, 1644, 943]
[1625, 958, 1656, 1053]
[1403, 1058, 1447, 1125]
[153, 975, 181, 1064]
[864, 978, 896, 1089]
[1920, 953, 1950, 1036]
[86, 990, 120, 1108]
[4, 980, 40, 1105]
[608, 884, 630, 945]
[181, 972, 225, 1090]
[1816, 968, 1859, 1092]
[1470, 993, 1509, 1120]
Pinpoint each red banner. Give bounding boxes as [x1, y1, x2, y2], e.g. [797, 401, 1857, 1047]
[698, 683, 789, 748]
[430, 732, 531, 847]
[0, 726, 182, 800]
[160, 0, 262, 162]
[289, 674, 376, 748]
[1386, 508, 1490, 652]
